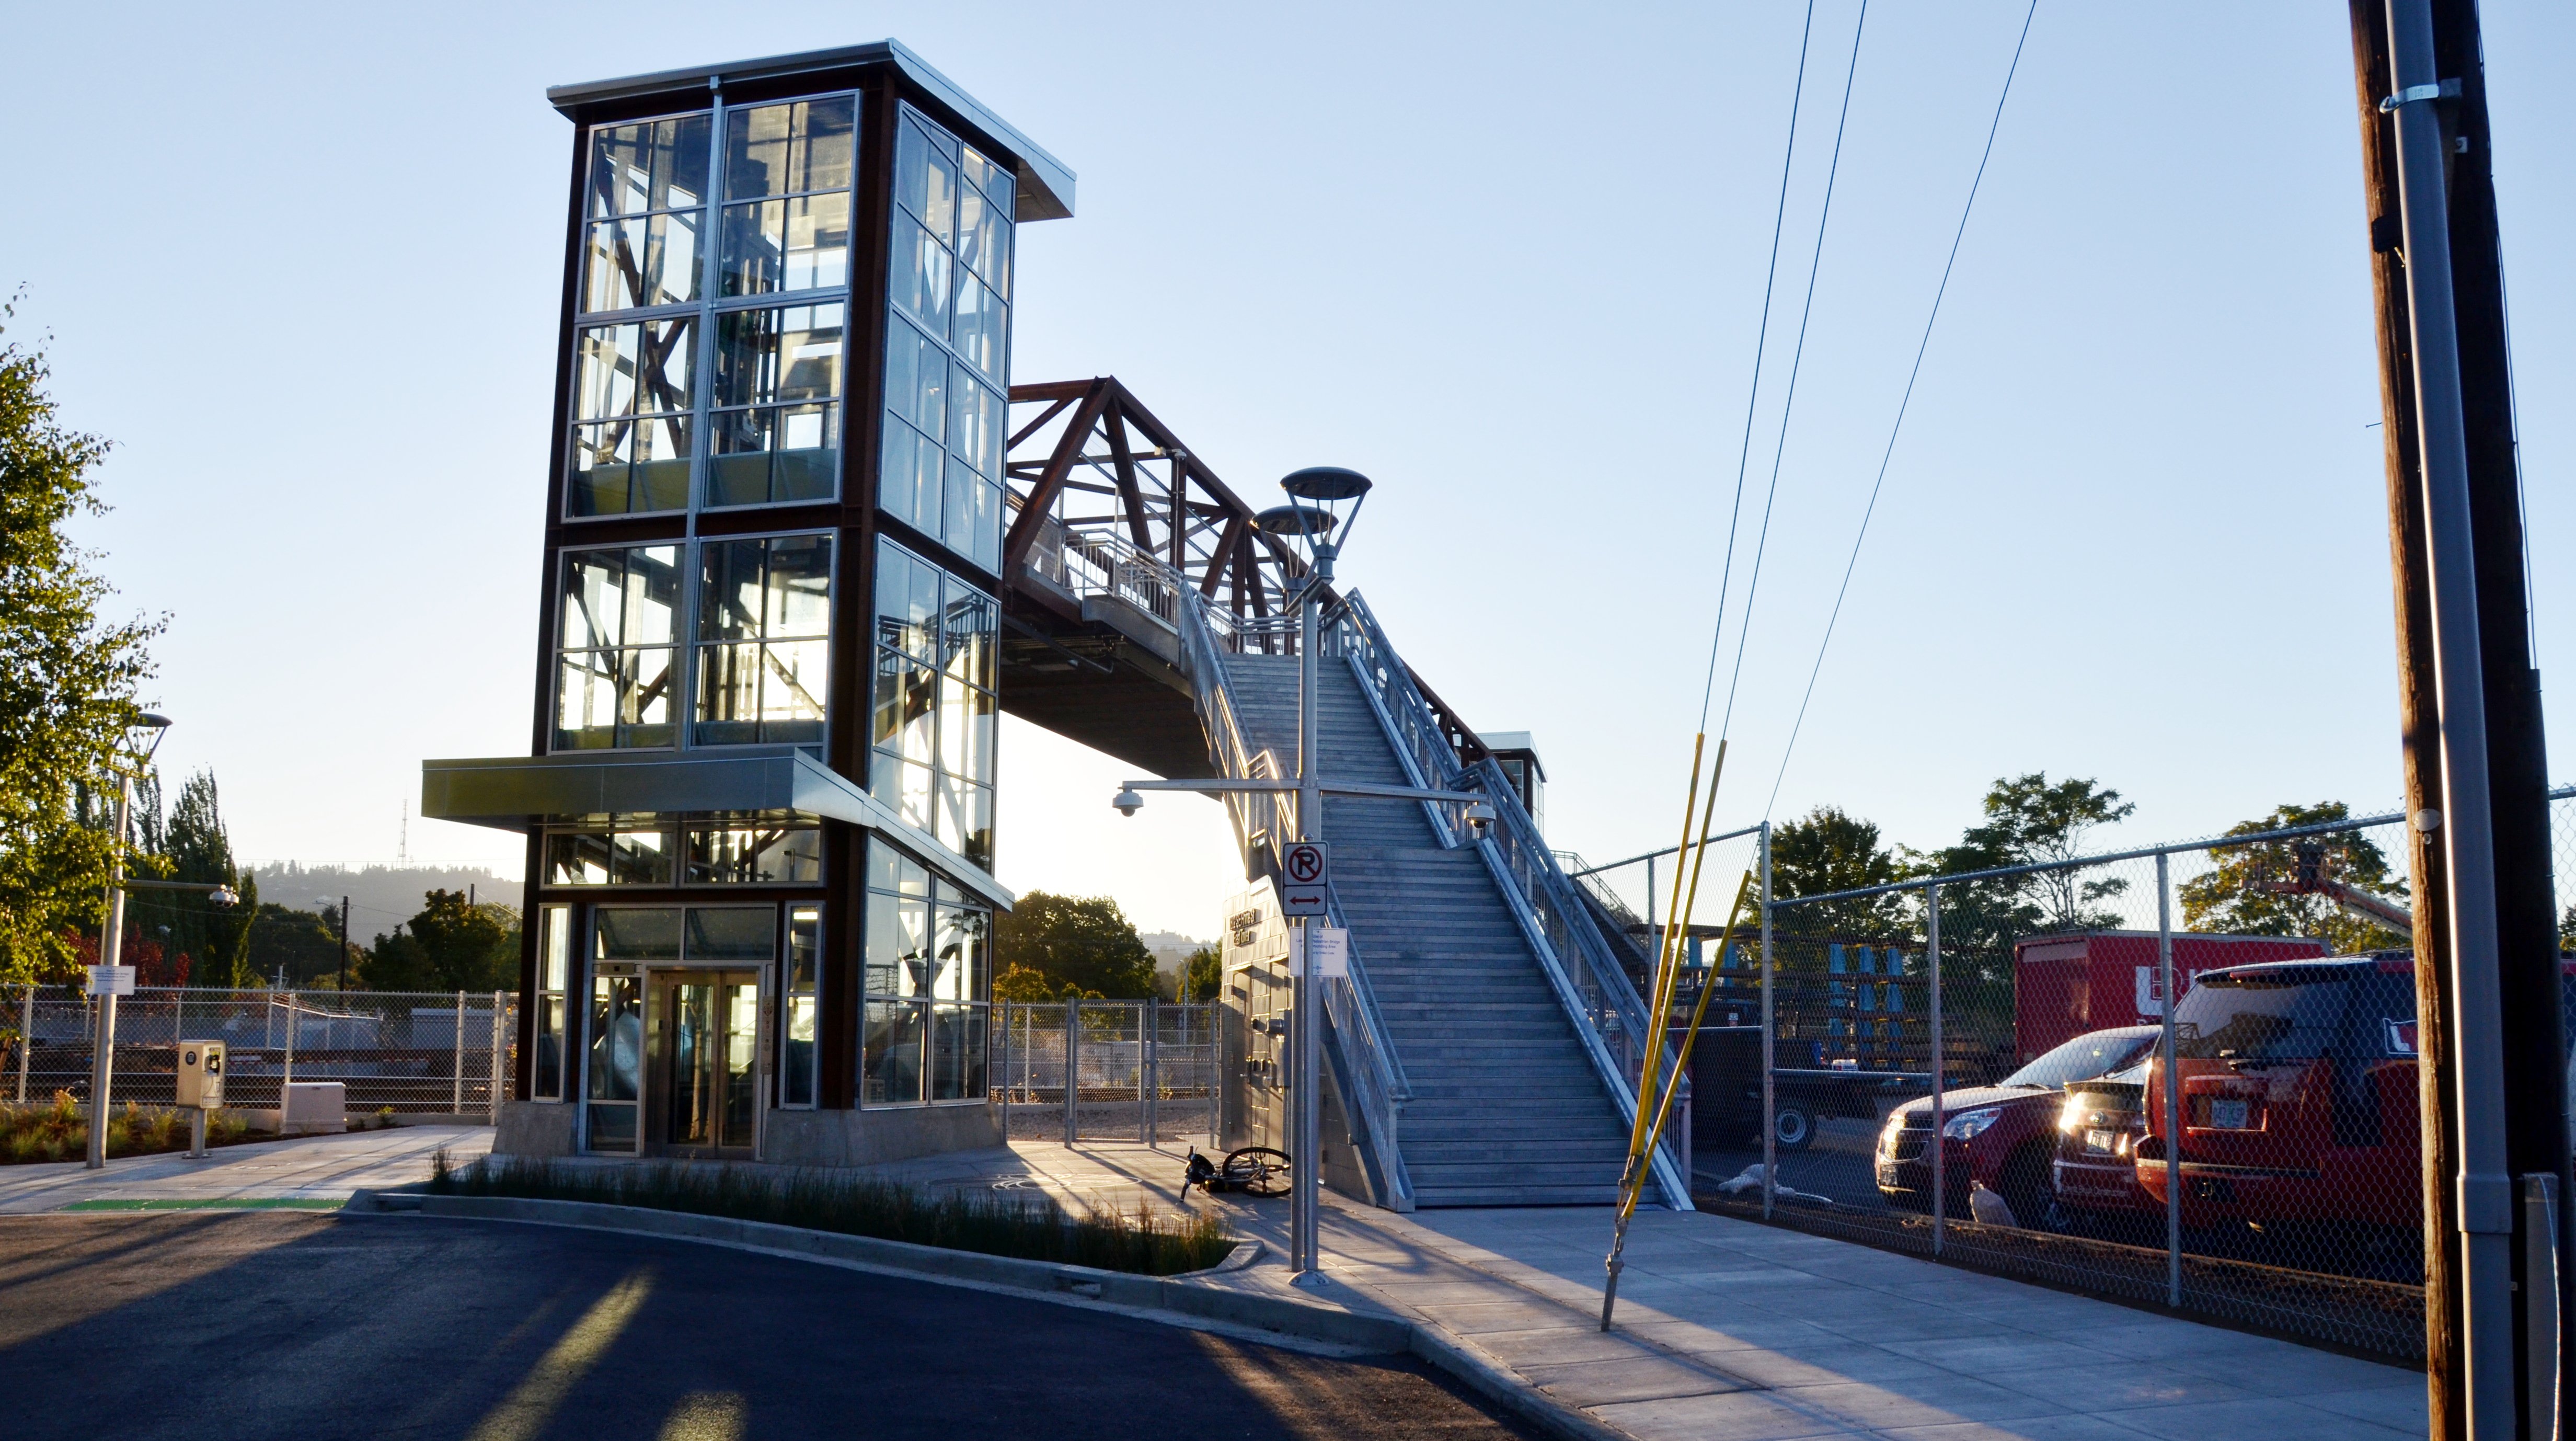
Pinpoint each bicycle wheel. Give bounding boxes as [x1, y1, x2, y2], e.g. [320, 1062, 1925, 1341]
[1222, 1146, 1292, 1198]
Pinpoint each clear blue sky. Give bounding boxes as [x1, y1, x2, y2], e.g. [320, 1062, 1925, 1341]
[7, 3, 2572, 936]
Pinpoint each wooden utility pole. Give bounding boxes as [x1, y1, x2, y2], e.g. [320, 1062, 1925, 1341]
[2347, 3, 2566, 1436]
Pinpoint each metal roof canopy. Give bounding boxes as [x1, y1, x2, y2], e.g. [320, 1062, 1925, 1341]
[421, 747, 1015, 910]
[547, 38, 1075, 222]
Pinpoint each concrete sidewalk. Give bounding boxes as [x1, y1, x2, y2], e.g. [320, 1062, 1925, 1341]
[0, 1125, 492, 1214]
[864, 1140, 2427, 1441]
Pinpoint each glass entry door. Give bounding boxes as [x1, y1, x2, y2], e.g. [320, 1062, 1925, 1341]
[647, 970, 761, 1158]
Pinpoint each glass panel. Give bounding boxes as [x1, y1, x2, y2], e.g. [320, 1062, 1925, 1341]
[883, 318, 946, 440]
[698, 540, 765, 643]
[717, 303, 845, 411]
[693, 642, 761, 745]
[595, 908, 683, 960]
[895, 117, 959, 243]
[536, 994, 567, 1101]
[586, 1102, 637, 1151]
[575, 323, 642, 419]
[588, 972, 643, 1099]
[864, 999, 924, 1106]
[947, 367, 1000, 477]
[963, 1006, 987, 1100]
[687, 906, 777, 959]
[585, 212, 703, 313]
[878, 419, 934, 532]
[866, 837, 902, 896]
[960, 783, 994, 870]
[624, 647, 675, 747]
[627, 546, 681, 643]
[687, 824, 822, 885]
[930, 1004, 968, 1101]
[568, 423, 630, 517]
[762, 639, 829, 741]
[784, 994, 816, 1107]
[554, 654, 618, 750]
[958, 175, 1013, 300]
[951, 273, 1005, 385]
[766, 534, 832, 635]
[726, 96, 856, 200]
[632, 415, 692, 513]
[788, 906, 820, 990]
[723, 980, 760, 1142]
[939, 677, 997, 788]
[588, 113, 711, 220]
[721, 192, 850, 297]
[542, 906, 571, 991]
[891, 215, 952, 336]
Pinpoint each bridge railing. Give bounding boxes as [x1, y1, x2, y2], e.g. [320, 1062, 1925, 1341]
[1331, 592, 1693, 1210]
[1165, 578, 1416, 1211]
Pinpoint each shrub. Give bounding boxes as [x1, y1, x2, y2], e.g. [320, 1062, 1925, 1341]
[0, 1092, 252, 1163]
[428, 1151, 1235, 1277]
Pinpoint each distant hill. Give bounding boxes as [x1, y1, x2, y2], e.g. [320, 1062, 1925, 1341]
[249, 862, 522, 939]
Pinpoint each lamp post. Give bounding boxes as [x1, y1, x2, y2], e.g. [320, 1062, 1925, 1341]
[1115, 467, 1503, 1285]
[87, 712, 170, 1170]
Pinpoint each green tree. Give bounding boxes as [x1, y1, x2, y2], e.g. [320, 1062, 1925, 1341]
[363, 890, 520, 992]
[1767, 805, 1915, 940]
[0, 313, 162, 983]
[991, 891, 1158, 999]
[156, 769, 257, 986]
[992, 964, 1062, 1003]
[1179, 944, 1222, 1002]
[246, 904, 344, 988]
[2179, 802, 2407, 955]
[1903, 773, 2134, 983]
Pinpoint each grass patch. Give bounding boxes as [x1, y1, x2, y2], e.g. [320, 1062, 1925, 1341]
[429, 1150, 1236, 1278]
[60, 1197, 343, 1211]
[0, 1093, 257, 1164]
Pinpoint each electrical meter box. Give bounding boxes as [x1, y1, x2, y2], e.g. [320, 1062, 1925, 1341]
[176, 1040, 225, 1109]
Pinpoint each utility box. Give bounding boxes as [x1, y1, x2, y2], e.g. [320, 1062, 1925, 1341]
[176, 1041, 226, 1109]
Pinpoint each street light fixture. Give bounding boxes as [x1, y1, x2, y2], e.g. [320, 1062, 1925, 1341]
[87, 711, 173, 1170]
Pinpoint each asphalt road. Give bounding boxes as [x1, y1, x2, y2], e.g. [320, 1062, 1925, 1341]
[0, 1211, 1541, 1441]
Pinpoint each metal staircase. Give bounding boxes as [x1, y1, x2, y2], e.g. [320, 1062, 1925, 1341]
[1083, 536, 1689, 1210]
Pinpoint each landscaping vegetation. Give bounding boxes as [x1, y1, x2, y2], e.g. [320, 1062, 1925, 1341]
[429, 1151, 1237, 1277]
[0, 1092, 252, 1162]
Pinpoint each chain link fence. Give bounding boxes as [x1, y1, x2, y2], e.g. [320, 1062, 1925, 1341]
[2, 986, 518, 1119]
[1681, 788, 2576, 1364]
[994, 1000, 1218, 1145]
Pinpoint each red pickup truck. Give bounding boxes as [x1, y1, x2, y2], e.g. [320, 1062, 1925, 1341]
[2136, 954, 2575, 1233]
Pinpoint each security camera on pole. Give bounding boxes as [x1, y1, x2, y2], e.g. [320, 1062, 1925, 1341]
[1109, 466, 1496, 1286]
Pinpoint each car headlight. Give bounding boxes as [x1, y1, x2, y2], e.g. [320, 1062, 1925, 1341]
[2058, 1095, 2088, 1133]
[1879, 1114, 1907, 1152]
[1942, 1109, 2001, 1141]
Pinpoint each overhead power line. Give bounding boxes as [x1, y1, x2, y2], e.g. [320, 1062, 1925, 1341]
[1767, 0, 2042, 819]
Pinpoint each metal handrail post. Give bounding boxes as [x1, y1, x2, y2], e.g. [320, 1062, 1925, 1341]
[1760, 822, 1775, 1220]
[2158, 852, 2181, 1308]
[1063, 998, 1078, 1147]
[85, 776, 132, 1169]
[1928, 882, 1945, 1257]
[453, 990, 466, 1115]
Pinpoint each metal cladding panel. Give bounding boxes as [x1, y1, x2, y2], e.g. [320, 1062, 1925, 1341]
[419, 750, 1015, 910]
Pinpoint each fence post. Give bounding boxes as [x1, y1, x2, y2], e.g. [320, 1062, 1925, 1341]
[1760, 822, 1775, 1220]
[453, 990, 466, 1115]
[283, 992, 296, 1092]
[1928, 882, 1945, 1259]
[2158, 851, 2181, 1308]
[490, 990, 505, 1122]
[16, 985, 31, 1104]
[1063, 998, 1078, 1148]
[1145, 996, 1158, 1147]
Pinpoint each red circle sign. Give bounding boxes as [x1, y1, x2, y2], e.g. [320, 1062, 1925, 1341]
[1287, 844, 1325, 883]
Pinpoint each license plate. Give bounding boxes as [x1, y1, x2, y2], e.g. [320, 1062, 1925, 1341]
[2085, 1129, 2116, 1154]
[2208, 1098, 2251, 1129]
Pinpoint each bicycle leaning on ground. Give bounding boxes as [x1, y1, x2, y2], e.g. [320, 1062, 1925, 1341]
[1182, 1146, 1291, 1197]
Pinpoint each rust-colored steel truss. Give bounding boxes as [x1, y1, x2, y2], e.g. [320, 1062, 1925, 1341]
[1003, 376, 1489, 768]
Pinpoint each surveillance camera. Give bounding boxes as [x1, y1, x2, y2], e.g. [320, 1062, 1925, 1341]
[1112, 787, 1145, 818]
[1464, 801, 1497, 832]
[209, 886, 241, 908]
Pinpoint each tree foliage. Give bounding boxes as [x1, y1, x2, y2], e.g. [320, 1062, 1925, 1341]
[153, 769, 257, 986]
[0, 316, 162, 983]
[362, 890, 521, 993]
[246, 904, 347, 988]
[1906, 773, 2133, 976]
[990, 891, 1158, 999]
[1766, 805, 1915, 940]
[1179, 945, 1222, 1002]
[2178, 801, 2407, 956]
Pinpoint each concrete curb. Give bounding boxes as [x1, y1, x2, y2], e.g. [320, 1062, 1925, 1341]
[357, 1192, 1405, 1352]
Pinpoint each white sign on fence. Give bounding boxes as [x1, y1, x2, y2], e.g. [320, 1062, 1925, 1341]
[86, 965, 135, 997]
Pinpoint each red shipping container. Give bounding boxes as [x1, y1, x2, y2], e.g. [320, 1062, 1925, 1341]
[2011, 931, 2332, 1063]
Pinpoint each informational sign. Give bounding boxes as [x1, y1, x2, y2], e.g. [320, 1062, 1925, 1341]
[1281, 842, 1330, 916]
[1309, 926, 1348, 978]
[86, 965, 135, 998]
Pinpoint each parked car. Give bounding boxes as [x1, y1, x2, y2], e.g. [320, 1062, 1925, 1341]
[2051, 1062, 2158, 1225]
[1876, 1025, 2160, 1227]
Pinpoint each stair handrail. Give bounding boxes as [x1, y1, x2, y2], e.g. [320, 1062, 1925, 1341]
[1330, 591, 1694, 1211]
[1156, 570, 1415, 1210]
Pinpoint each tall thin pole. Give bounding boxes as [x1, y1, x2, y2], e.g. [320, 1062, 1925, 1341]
[1759, 823, 1775, 1220]
[336, 897, 350, 992]
[1292, 571, 1322, 1279]
[1063, 996, 1078, 1147]
[85, 776, 132, 1170]
[1927, 882, 1944, 1258]
[15, 985, 30, 1104]
[2158, 852, 2182, 1308]
[2383, 3, 2516, 1433]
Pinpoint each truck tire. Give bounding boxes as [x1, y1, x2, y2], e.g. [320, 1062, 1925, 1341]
[1773, 1103, 1815, 1152]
